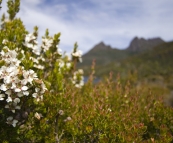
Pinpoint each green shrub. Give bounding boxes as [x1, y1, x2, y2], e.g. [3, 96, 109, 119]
[0, 1, 173, 142]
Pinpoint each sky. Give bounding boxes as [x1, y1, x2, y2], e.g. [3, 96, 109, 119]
[1, 0, 173, 54]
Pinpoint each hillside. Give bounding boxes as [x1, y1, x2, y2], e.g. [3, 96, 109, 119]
[79, 37, 165, 69]
[95, 41, 173, 78]
[126, 37, 165, 52]
[80, 42, 130, 67]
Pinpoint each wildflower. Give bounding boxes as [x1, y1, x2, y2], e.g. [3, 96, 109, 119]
[0, 94, 5, 100]
[6, 96, 12, 102]
[59, 61, 65, 68]
[32, 93, 43, 102]
[40, 82, 47, 93]
[34, 112, 42, 120]
[108, 108, 112, 112]
[17, 92, 24, 97]
[33, 64, 44, 70]
[66, 62, 71, 69]
[2, 39, 8, 44]
[6, 116, 18, 127]
[14, 98, 20, 104]
[72, 50, 82, 58]
[58, 110, 64, 115]
[23, 33, 40, 55]
[67, 117, 72, 121]
[21, 86, 28, 91]
[0, 46, 46, 126]
[78, 69, 84, 74]
[64, 117, 72, 122]
[72, 49, 82, 62]
[72, 69, 84, 88]
[30, 57, 39, 64]
[23, 91, 29, 96]
[25, 33, 36, 42]
[0, 84, 8, 91]
[22, 69, 37, 84]
[41, 37, 53, 52]
[57, 45, 62, 55]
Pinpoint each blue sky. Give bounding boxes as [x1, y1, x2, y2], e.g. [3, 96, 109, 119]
[1, 0, 173, 54]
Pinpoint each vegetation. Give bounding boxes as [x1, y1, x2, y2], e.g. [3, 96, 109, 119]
[0, 0, 173, 142]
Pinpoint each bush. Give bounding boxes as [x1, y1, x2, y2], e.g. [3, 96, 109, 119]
[0, 1, 173, 142]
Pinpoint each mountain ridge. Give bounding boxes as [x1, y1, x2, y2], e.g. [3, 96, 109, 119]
[80, 36, 166, 67]
[126, 37, 165, 52]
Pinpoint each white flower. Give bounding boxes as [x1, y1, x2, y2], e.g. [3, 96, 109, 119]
[80, 80, 84, 87]
[0, 50, 5, 56]
[6, 96, 12, 102]
[58, 110, 64, 115]
[12, 110, 15, 113]
[72, 50, 82, 58]
[57, 47, 62, 55]
[6, 116, 18, 127]
[75, 84, 80, 88]
[30, 57, 39, 64]
[5, 104, 9, 108]
[0, 94, 5, 100]
[66, 117, 72, 121]
[73, 75, 77, 80]
[32, 93, 43, 102]
[0, 84, 8, 91]
[15, 105, 21, 110]
[11, 82, 17, 89]
[21, 86, 28, 91]
[34, 112, 42, 120]
[6, 66, 16, 73]
[32, 93, 38, 98]
[7, 49, 17, 59]
[64, 53, 72, 61]
[15, 88, 21, 92]
[25, 33, 36, 42]
[34, 64, 44, 70]
[59, 61, 64, 68]
[17, 92, 24, 97]
[5, 90, 12, 96]
[23, 91, 29, 96]
[14, 98, 20, 104]
[35, 87, 40, 92]
[0, 66, 7, 77]
[64, 116, 72, 122]
[66, 62, 71, 69]
[2, 39, 8, 44]
[4, 76, 12, 84]
[108, 108, 112, 112]
[24, 33, 40, 55]
[41, 38, 53, 52]
[72, 69, 84, 88]
[78, 69, 84, 74]
[40, 82, 47, 93]
[23, 69, 37, 84]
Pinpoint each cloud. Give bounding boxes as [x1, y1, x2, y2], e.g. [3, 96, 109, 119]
[1, 0, 173, 53]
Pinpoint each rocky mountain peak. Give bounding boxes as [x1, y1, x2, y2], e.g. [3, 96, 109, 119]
[127, 37, 165, 52]
[91, 41, 112, 51]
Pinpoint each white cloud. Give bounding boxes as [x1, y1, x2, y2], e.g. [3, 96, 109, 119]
[22, 0, 43, 6]
[1, 0, 173, 53]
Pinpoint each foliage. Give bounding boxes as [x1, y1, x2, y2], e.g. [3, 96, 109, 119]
[0, 0, 173, 143]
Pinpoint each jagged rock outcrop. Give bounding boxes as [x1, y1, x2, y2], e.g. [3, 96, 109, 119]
[78, 37, 167, 68]
[126, 37, 165, 52]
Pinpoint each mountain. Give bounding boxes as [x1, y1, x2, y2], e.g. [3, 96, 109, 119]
[79, 37, 165, 68]
[81, 41, 129, 67]
[95, 41, 173, 78]
[126, 37, 165, 52]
